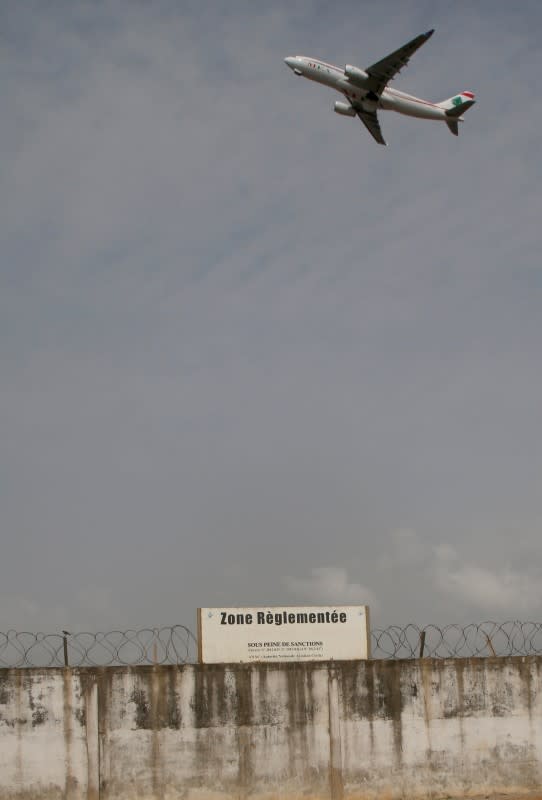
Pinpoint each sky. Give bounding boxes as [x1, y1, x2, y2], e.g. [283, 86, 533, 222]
[1, 0, 541, 635]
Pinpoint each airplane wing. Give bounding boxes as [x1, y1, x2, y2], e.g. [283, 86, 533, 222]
[355, 108, 386, 146]
[365, 29, 434, 95]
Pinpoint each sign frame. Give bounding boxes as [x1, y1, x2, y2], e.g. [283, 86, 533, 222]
[197, 605, 371, 663]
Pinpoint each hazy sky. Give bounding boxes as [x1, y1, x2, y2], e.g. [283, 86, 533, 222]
[1, 0, 541, 634]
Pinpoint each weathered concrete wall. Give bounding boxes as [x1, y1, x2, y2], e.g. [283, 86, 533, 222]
[0, 668, 97, 800]
[0, 658, 541, 800]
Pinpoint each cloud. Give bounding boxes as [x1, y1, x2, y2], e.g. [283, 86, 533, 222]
[432, 546, 542, 615]
[284, 567, 377, 608]
[390, 528, 426, 565]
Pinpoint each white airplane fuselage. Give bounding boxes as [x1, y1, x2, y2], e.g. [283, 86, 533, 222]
[284, 56, 447, 121]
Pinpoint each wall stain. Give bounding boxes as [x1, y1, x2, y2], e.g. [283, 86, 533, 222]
[193, 664, 228, 728]
[0, 715, 27, 728]
[463, 658, 487, 715]
[328, 668, 344, 800]
[193, 667, 211, 729]
[74, 707, 86, 728]
[130, 686, 151, 729]
[455, 659, 465, 715]
[455, 659, 466, 753]
[234, 666, 253, 728]
[518, 657, 534, 719]
[254, 665, 276, 725]
[337, 661, 376, 752]
[165, 668, 181, 729]
[151, 668, 163, 800]
[287, 663, 315, 728]
[376, 661, 403, 764]
[0, 672, 11, 706]
[31, 706, 48, 726]
[237, 727, 253, 800]
[15, 670, 24, 788]
[340, 661, 368, 720]
[25, 674, 49, 728]
[63, 668, 75, 800]
[97, 668, 111, 797]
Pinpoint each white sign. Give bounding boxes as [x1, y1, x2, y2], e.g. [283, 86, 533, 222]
[197, 606, 371, 663]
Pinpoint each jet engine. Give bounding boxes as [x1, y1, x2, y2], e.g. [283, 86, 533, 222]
[344, 64, 370, 88]
[334, 101, 356, 117]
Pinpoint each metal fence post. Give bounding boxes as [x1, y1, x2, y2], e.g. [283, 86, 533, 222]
[62, 631, 70, 667]
[419, 630, 426, 658]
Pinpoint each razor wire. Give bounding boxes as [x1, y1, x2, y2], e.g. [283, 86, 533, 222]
[0, 625, 197, 668]
[1, 621, 542, 667]
[370, 621, 542, 659]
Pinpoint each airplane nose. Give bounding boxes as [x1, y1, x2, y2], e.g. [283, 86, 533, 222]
[284, 56, 296, 70]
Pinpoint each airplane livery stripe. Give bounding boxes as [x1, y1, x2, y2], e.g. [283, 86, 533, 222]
[386, 87, 440, 108]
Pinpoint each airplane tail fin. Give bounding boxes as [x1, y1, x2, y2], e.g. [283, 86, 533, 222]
[437, 91, 476, 136]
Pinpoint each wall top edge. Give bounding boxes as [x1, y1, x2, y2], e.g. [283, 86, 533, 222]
[1, 654, 541, 676]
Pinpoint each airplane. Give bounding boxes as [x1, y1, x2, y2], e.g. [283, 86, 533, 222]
[284, 30, 475, 146]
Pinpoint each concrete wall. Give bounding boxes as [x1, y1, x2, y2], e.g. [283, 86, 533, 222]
[0, 657, 541, 800]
